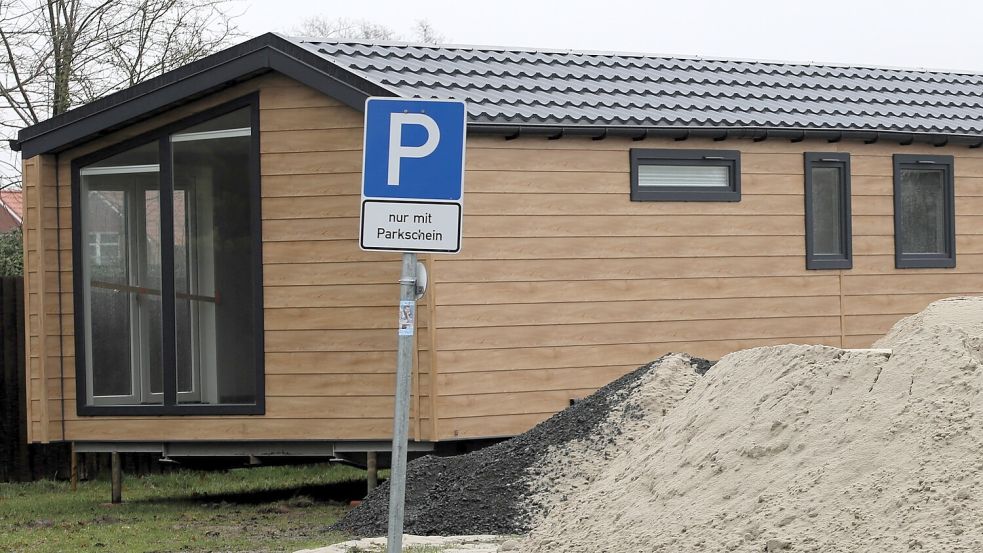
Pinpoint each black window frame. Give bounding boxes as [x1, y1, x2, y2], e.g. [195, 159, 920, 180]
[804, 152, 852, 270]
[72, 93, 265, 416]
[630, 148, 741, 202]
[892, 154, 956, 269]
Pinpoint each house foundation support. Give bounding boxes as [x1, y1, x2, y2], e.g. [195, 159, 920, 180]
[111, 452, 122, 504]
[366, 451, 378, 493]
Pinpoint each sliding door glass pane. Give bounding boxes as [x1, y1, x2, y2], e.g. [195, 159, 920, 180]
[171, 107, 256, 405]
[811, 166, 843, 255]
[143, 191, 163, 397]
[86, 189, 130, 397]
[900, 168, 946, 254]
[81, 142, 163, 404]
[174, 189, 195, 395]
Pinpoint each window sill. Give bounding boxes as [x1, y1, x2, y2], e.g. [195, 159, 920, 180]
[77, 404, 264, 417]
[630, 189, 741, 202]
[806, 257, 852, 270]
[895, 256, 956, 269]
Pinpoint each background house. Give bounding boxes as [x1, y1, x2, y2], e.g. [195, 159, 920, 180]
[0, 190, 22, 232]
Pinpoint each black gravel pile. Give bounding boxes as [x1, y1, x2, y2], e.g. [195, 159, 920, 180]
[333, 354, 713, 537]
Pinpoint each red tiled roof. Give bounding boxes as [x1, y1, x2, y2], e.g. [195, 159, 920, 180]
[0, 190, 23, 223]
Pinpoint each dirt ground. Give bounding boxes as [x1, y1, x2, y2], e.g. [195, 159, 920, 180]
[297, 534, 513, 553]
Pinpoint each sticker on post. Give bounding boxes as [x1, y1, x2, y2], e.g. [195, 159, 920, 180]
[398, 301, 415, 336]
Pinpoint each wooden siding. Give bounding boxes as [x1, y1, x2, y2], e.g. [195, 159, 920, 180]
[21, 154, 60, 444]
[23, 74, 436, 443]
[21, 73, 983, 445]
[432, 134, 983, 439]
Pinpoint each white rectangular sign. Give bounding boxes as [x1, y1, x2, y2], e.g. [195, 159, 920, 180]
[360, 200, 462, 253]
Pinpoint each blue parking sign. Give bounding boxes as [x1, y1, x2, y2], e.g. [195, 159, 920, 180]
[362, 98, 466, 201]
[360, 97, 466, 253]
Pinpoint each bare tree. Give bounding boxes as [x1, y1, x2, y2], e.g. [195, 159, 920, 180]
[0, 157, 19, 188]
[292, 16, 445, 44]
[294, 16, 398, 41]
[0, 0, 241, 189]
[411, 19, 444, 44]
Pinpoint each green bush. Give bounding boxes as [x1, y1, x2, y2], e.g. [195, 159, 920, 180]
[0, 227, 23, 276]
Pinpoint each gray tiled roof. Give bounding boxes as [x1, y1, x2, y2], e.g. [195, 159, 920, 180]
[290, 37, 983, 137]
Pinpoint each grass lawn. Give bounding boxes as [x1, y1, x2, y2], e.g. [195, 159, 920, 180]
[0, 463, 370, 553]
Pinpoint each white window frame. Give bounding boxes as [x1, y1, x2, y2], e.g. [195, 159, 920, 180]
[81, 165, 203, 405]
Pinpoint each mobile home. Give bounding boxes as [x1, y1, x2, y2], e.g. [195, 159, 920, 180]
[13, 33, 983, 460]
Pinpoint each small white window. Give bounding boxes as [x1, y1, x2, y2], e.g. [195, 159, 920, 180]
[630, 149, 741, 201]
[637, 165, 730, 188]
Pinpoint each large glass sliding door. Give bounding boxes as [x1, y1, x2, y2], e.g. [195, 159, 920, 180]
[76, 96, 262, 414]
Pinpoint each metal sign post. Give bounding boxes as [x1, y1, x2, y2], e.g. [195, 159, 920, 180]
[358, 96, 466, 553]
[387, 252, 417, 553]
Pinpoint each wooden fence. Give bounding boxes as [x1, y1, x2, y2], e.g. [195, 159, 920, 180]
[1, 276, 168, 482]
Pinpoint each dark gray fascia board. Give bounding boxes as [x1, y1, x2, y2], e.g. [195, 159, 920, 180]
[467, 123, 983, 147]
[14, 33, 395, 158]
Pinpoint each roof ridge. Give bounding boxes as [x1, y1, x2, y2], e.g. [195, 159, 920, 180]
[288, 35, 983, 77]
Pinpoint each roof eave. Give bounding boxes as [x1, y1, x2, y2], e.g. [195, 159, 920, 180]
[466, 123, 983, 147]
[14, 33, 396, 158]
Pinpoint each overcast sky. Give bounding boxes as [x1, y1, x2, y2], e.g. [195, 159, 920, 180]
[240, 0, 983, 72]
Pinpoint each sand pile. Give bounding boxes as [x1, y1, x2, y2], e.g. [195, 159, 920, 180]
[334, 353, 711, 536]
[524, 296, 983, 552]
[524, 354, 705, 526]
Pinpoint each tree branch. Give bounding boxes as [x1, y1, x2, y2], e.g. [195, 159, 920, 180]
[0, 22, 39, 123]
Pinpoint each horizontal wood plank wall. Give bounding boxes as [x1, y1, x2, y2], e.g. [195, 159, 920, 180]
[28, 74, 436, 443]
[21, 156, 39, 443]
[26, 74, 983, 445]
[434, 135, 983, 439]
[22, 154, 61, 444]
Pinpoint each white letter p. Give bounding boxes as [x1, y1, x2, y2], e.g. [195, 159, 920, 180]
[388, 113, 440, 186]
